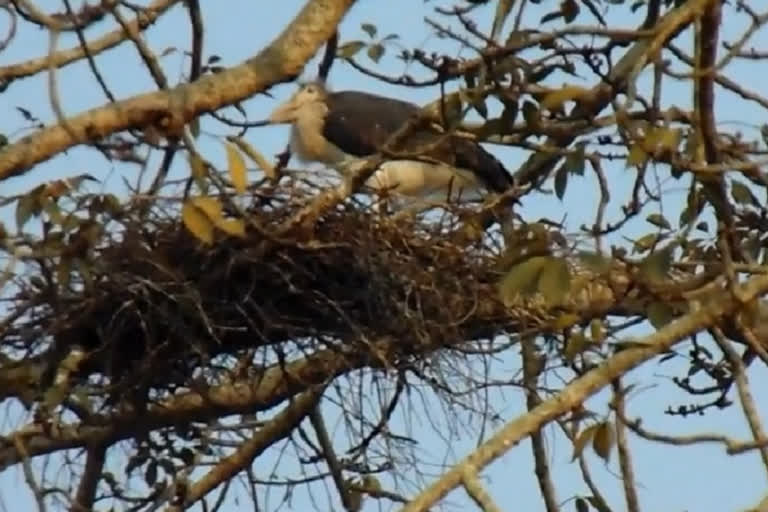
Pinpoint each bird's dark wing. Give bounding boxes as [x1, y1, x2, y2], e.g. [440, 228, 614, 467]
[324, 91, 419, 156]
[326, 91, 514, 192]
[444, 137, 515, 192]
[395, 132, 514, 193]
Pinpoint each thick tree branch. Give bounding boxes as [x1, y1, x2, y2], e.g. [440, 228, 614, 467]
[0, 0, 179, 86]
[0, 344, 362, 470]
[0, 0, 357, 181]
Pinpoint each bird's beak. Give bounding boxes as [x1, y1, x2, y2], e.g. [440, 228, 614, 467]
[268, 98, 298, 124]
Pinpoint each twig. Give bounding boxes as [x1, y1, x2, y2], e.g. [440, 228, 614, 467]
[72, 443, 107, 512]
[711, 328, 768, 479]
[309, 405, 357, 511]
[521, 338, 559, 512]
[611, 380, 640, 512]
[318, 31, 338, 82]
[13, 435, 47, 512]
[165, 387, 325, 510]
[0, 0, 179, 85]
[109, 4, 168, 89]
[401, 272, 768, 512]
[62, 0, 115, 102]
[186, 0, 203, 82]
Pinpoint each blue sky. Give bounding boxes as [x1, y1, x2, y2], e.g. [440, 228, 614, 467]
[1, 1, 768, 511]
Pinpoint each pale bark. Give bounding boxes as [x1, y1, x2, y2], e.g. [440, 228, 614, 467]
[0, 0, 180, 85]
[0, 0, 356, 181]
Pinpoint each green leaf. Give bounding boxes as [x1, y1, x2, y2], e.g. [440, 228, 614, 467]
[647, 301, 675, 329]
[498, 256, 548, 305]
[590, 319, 605, 343]
[679, 189, 703, 226]
[633, 233, 659, 253]
[540, 85, 589, 112]
[230, 136, 277, 181]
[586, 496, 604, 510]
[626, 143, 648, 168]
[565, 143, 586, 176]
[564, 331, 589, 361]
[216, 218, 246, 238]
[646, 213, 671, 230]
[225, 141, 248, 194]
[572, 424, 599, 461]
[578, 251, 611, 273]
[361, 23, 377, 38]
[538, 257, 571, 305]
[182, 200, 215, 245]
[540, 9, 563, 24]
[337, 41, 366, 59]
[522, 100, 541, 129]
[592, 421, 614, 461]
[561, 0, 580, 23]
[554, 163, 569, 200]
[16, 190, 42, 231]
[367, 43, 385, 63]
[639, 245, 674, 282]
[731, 181, 758, 207]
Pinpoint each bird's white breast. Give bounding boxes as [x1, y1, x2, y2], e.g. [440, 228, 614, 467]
[367, 161, 485, 202]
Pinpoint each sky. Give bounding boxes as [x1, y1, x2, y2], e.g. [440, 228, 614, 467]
[1, 0, 768, 511]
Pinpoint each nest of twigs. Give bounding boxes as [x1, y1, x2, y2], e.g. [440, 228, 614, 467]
[3, 185, 536, 400]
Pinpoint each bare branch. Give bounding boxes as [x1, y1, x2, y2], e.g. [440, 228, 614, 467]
[72, 443, 107, 512]
[611, 381, 640, 512]
[168, 387, 325, 510]
[0, 0, 179, 86]
[0, 0, 356, 181]
[401, 272, 768, 512]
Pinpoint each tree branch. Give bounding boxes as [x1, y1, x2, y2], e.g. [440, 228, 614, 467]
[0, 0, 179, 86]
[0, 344, 362, 470]
[513, 0, 717, 188]
[401, 272, 768, 512]
[169, 387, 325, 510]
[0, 0, 357, 181]
[72, 443, 107, 512]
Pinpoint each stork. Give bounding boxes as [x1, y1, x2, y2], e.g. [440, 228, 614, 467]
[267, 82, 515, 205]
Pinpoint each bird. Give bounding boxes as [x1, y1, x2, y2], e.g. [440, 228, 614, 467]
[267, 81, 515, 206]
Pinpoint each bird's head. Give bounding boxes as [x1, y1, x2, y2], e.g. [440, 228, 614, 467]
[268, 82, 327, 124]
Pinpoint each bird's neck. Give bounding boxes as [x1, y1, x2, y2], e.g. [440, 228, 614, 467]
[290, 103, 340, 164]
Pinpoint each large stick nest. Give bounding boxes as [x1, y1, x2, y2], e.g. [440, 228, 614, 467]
[4, 186, 553, 399]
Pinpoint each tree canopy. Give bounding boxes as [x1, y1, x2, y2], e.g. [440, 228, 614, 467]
[1, 0, 768, 511]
